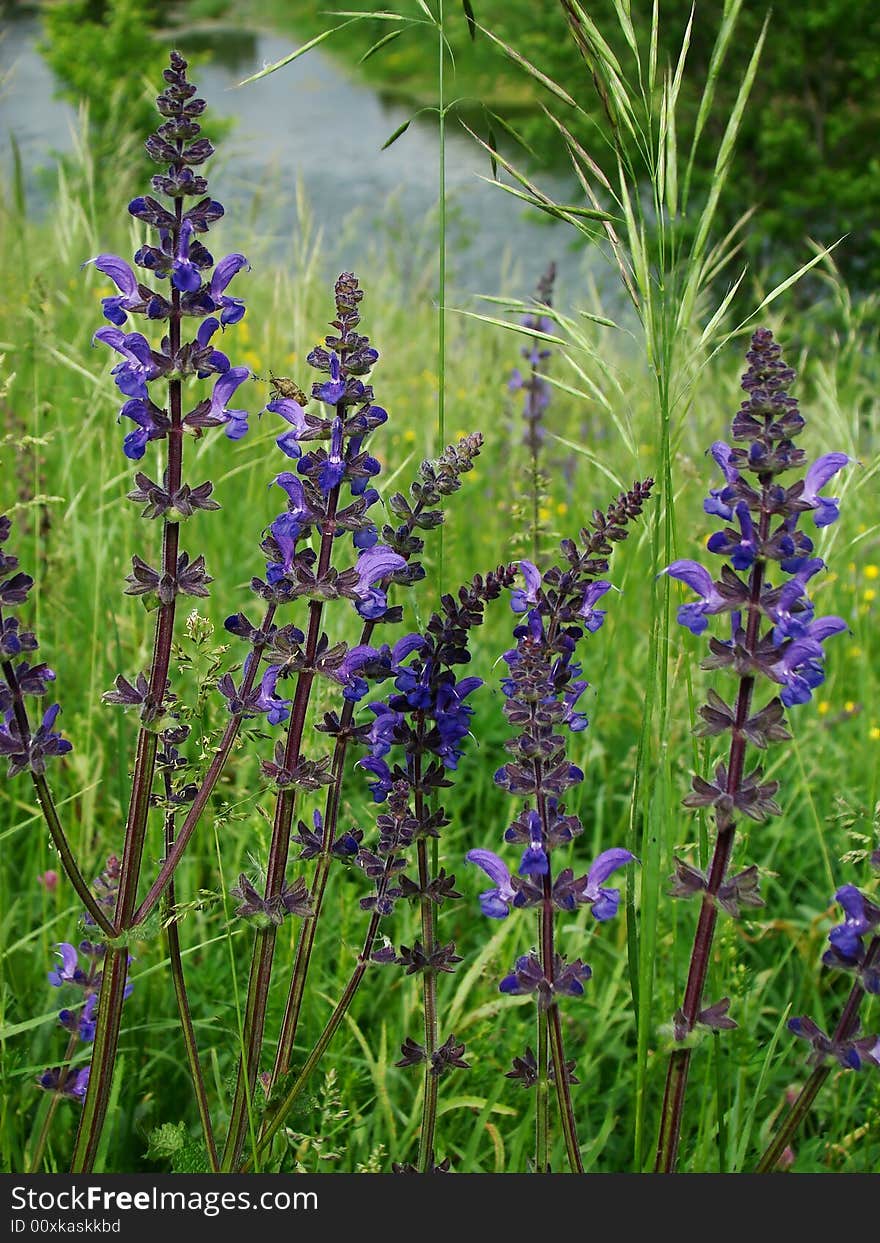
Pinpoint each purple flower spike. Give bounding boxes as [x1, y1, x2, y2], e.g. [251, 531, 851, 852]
[802, 453, 851, 527]
[510, 560, 542, 614]
[580, 847, 637, 920]
[466, 849, 516, 918]
[662, 560, 727, 635]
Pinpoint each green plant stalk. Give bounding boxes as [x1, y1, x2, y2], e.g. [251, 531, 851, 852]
[72, 206, 187, 1171]
[0, 647, 114, 936]
[243, 861, 400, 1170]
[131, 604, 278, 927]
[163, 786, 219, 1172]
[655, 504, 771, 1173]
[756, 936, 880, 1173]
[221, 487, 341, 1173]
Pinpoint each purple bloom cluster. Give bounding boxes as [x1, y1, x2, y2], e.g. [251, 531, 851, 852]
[86, 52, 251, 458]
[822, 884, 880, 993]
[467, 481, 651, 1007]
[664, 329, 850, 709]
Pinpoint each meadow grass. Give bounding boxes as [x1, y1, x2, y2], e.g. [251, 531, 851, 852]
[1, 3, 879, 1175]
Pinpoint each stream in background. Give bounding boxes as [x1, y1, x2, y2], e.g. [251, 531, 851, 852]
[1, 9, 616, 307]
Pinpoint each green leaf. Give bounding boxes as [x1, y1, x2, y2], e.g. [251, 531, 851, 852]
[381, 119, 412, 150]
[173, 1142, 211, 1174]
[358, 28, 406, 64]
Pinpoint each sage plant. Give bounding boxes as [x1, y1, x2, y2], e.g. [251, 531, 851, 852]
[655, 328, 850, 1172]
[244, 564, 516, 1172]
[508, 263, 556, 561]
[467, 479, 652, 1172]
[757, 866, 880, 1171]
[0, 51, 254, 1172]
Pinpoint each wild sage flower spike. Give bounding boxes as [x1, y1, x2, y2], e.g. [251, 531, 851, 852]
[655, 329, 851, 1173]
[821, 884, 880, 993]
[509, 262, 556, 452]
[86, 50, 251, 457]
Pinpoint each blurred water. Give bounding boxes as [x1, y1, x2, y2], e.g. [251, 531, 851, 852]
[0, 12, 612, 306]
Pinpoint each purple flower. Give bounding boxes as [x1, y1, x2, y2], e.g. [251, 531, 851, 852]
[579, 847, 637, 920]
[663, 560, 727, 635]
[510, 560, 541, 614]
[578, 579, 613, 632]
[38, 1065, 91, 1102]
[466, 849, 516, 918]
[171, 219, 202, 293]
[801, 453, 850, 527]
[254, 666, 292, 726]
[266, 397, 308, 459]
[85, 254, 142, 325]
[208, 253, 250, 325]
[352, 545, 407, 619]
[518, 810, 548, 877]
[314, 418, 346, 494]
[707, 503, 758, 571]
[704, 441, 740, 520]
[48, 942, 87, 988]
[208, 367, 250, 440]
[93, 328, 160, 400]
[826, 884, 880, 962]
[118, 398, 168, 460]
[314, 352, 347, 406]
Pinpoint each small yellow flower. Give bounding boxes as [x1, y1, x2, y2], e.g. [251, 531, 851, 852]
[556, 502, 568, 517]
[403, 429, 416, 443]
[237, 319, 251, 344]
[849, 645, 863, 659]
[864, 588, 877, 603]
[844, 701, 856, 714]
[539, 506, 551, 523]
[865, 565, 879, 580]
[817, 701, 830, 716]
[242, 349, 262, 372]
[870, 726, 880, 742]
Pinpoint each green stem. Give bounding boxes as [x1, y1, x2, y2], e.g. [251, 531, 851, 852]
[163, 798, 219, 1171]
[27, 1032, 79, 1172]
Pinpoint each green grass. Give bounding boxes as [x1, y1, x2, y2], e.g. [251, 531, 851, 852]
[1, 3, 880, 1176]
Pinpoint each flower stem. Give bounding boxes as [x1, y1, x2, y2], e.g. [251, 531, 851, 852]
[163, 796, 219, 1171]
[221, 490, 340, 1173]
[271, 615, 376, 1085]
[415, 761, 440, 1172]
[755, 936, 880, 1173]
[655, 500, 771, 1173]
[131, 604, 277, 927]
[248, 900, 391, 1169]
[536, 999, 550, 1173]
